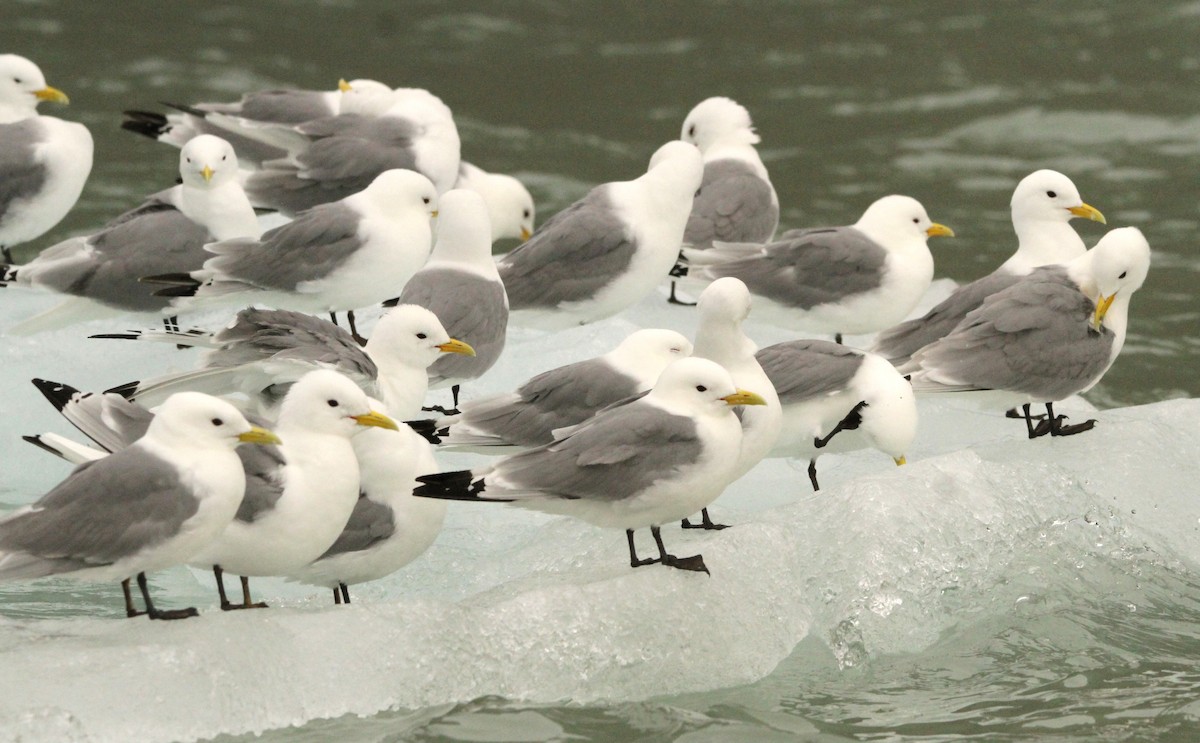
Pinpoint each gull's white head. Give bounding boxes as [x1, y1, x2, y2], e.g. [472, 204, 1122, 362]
[278, 369, 399, 437]
[431, 188, 494, 262]
[608, 328, 694, 381]
[697, 277, 752, 326]
[1085, 227, 1151, 330]
[179, 135, 241, 188]
[362, 168, 439, 219]
[467, 170, 535, 242]
[366, 304, 475, 371]
[148, 392, 277, 450]
[681, 96, 760, 151]
[1011, 170, 1106, 227]
[855, 194, 955, 248]
[0, 55, 67, 120]
[650, 357, 767, 417]
[337, 78, 395, 116]
[857, 360, 918, 466]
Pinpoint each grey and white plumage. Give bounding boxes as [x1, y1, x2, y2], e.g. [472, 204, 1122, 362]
[906, 227, 1151, 407]
[757, 339, 916, 489]
[499, 140, 703, 329]
[396, 189, 507, 391]
[4, 135, 258, 334]
[163, 168, 437, 316]
[685, 195, 954, 337]
[0, 392, 273, 587]
[873, 170, 1107, 365]
[0, 55, 92, 262]
[416, 357, 765, 573]
[237, 87, 460, 214]
[455, 161, 535, 242]
[437, 328, 693, 450]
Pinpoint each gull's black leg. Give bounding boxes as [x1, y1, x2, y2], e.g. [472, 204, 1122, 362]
[628, 529, 659, 567]
[137, 572, 198, 620]
[238, 575, 269, 609]
[451, 385, 461, 411]
[332, 587, 342, 605]
[339, 583, 351, 604]
[329, 312, 340, 327]
[667, 281, 696, 306]
[834, 333, 844, 345]
[681, 507, 729, 530]
[808, 459, 820, 492]
[1045, 402, 1097, 437]
[122, 577, 145, 618]
[652, 526, 710, 575]
[347, 310, 368, 346]
[1023, 403, 1051, 439]
[214, 565, 233, 610]
[815, 401, 868, 449]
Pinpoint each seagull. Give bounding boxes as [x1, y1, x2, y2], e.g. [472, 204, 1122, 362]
[435, 328, 693, 451]
[287, 402, 445, 604]
[393, 188, 507, 411]
[3, 135, 259, 334]
[122, 78, 394, 167]
[757, 340, 916, 491]
[416, 357, 766, 575]
[905, 227, 1151, 438]
[96, 304, 475, 419]
[685, 195, 954, 343]
[0, 54, 93, 264]
[873, 170, 1106, 365]
[499, 140, 703, 329]
[669, 97, 778, 305]
[235, 87, 461, 213]
[682, 277, 781, 529]
[186, 369, 399, 610]
[0, 392, 278, 620]
[455, 161, 535, 243]
[147, 168, 438, 341]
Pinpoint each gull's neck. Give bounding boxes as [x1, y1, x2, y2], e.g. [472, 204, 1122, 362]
[179, 181, 262, 241]
[1003, 217, 1086, 275]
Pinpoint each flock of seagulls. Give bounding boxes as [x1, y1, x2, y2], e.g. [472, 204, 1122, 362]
[0, 53, 1152, 618]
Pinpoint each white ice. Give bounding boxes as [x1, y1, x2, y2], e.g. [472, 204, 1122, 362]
[0, 277, 1195, 743]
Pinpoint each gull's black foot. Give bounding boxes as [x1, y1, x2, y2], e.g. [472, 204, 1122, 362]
[681, 508, 728, 530]
[662, 553, 710, 575]
[1050, 417, 1097, 436]
[220, 599, 269, 610]
[1006, 407, 1045, 420]
[134, 572, 198, 620]
[667, 281, 697, 306]
[807, 459, 821, 492]
[147, 606, 200, 621]
[1030, 417, 1054, 438]
[421, 404, 460, 416]
[627, 529, 660, 567]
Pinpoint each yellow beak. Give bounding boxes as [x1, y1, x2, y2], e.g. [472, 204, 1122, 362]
[437, 338, 476, 356]
[721, 389, 768, 407]
[237, 426, 282, 445]
[338, 79, 353, 92]
[894, 456, 907, 466]
[1067, 203, 1107, 224]
[1092, 293, 1116, 330]
[34, 86, 70, 104]
[201, 165, 214, 183]
[430, 210, 439, 218]
[926, 223, 955, 238]
[520, 226, 532, 241]
[351, 410, 400, 431]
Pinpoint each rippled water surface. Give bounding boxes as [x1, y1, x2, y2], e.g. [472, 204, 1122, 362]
[5, 1, 1200, 741]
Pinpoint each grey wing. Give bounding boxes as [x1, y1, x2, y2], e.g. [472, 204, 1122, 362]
[231, 89, 332, 123]
[206, 307, 377, 379]
[684, 160, 778, 249]
[205, 202, 364, 291]
[704, 227, 888, 309]
[913, 267, 1115, 400]
[498, 189, 637, 309]
[315, 494, 396, 560]
[0, 120, 47, 227]
[756, 340, 865, 404]
[398, 268, 509, 384]
[873, 270, 1022, 364]
[234, 443, 287, 523]
[461, 359, 641, 446]
[0, 448, 200, 578]
[494, 403, 703, 501]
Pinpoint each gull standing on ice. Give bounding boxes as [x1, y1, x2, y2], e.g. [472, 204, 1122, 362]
[3, 135, 259, 334]
[0, 54, 92, 264]
[757, 340, 916, 491]
[149, 168, 438, 342]
[906, 227, 1151, 438]
[0, 392, 277, 620]
[681, 277, 781, 529]
[874, 170, 1106, 364]
[686, 195, 954, 343]
[455, 161, 535, 242]
[393, 189, 507, 411]
[435, 328, 693, 451]
[499, 140, 703, 329]
[416, 357, 766, 575]
[669, 97, 778, 304]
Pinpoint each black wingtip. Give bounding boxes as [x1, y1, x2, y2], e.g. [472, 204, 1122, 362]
[403, 419, 442, 445]
[414, 471, 500, 501]
[138, 273, 199, 286]
[104, 380, 141, 399]
[90, 332, 141, 340]
[161, 101, 209, 118]
[30, 378, 83, 412]
[120, 116, 169, 140]
[21, 434, 64, 459]
[153, 285, 200, 298]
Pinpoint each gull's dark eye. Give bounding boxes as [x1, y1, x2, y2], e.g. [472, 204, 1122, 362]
[416, 332, 427, 339]
[221, 155, 227, 161]
[211, 418, 223, 426]
[1118, 271, 1127, 279]
[912, 218, 919, 224]
[1047, 190, 1057, 198]
[695, 385, 707, 392]
[13, 77, 22, 84]
[186, 158, 191, 163]
[327, 399, 339, 408]
[422, 197, 430, 204]
[687, 124, 696, 137]
[523, 209, 531, 219]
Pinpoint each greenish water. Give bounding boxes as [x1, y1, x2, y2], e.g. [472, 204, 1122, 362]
[4, 1, 1200, 741]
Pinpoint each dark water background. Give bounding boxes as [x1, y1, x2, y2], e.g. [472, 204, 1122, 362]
[3, 1, 1200, 740]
